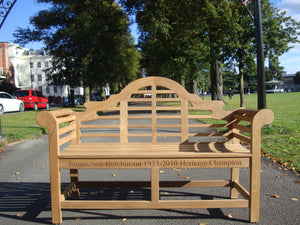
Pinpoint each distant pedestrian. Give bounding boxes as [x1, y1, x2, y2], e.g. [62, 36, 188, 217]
[228, 88, 232, 99]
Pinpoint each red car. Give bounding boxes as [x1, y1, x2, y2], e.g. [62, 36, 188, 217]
[13, 89, 49, 110]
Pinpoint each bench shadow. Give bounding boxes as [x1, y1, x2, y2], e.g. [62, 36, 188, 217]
[0, 182, 52, 224]
[0, 182, 248, 224]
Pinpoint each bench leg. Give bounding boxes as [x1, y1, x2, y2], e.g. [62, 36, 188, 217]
[249, 158, 261, 223]
[50, 163, 62, 224]
[230, 168, 240, 199]
[151, 168, 160, 203]
[70, 169, 80, 199]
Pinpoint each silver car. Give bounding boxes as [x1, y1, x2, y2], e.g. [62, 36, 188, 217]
[0, 91, 24, 114]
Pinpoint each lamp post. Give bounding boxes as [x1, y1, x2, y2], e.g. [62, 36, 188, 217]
[253, 0, 266, 109]
[0, 108, 6, 143]
[0, 0, 17, 29]
[241, 0, 267, 109]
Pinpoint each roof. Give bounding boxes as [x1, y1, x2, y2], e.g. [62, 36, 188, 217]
[283, 73, 296, 78]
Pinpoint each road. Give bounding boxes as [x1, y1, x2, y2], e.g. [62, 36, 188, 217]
[0, 131, 299, 224]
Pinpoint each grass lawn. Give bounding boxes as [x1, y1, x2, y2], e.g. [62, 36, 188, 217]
[1, 111, 47, 142]
[0, 93, 299, 172]
[221, 92, 300, 172]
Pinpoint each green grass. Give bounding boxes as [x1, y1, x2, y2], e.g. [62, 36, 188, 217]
[222, 92, 300, 172]
[0, 107, 85, 143]
[1, 111, 47, 142]
[0, 94, 299, 172]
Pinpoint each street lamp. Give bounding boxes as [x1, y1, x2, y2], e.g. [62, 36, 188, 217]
[0, 108, 6, 143]
[241, 0, 267, 109]
[0, 0, 17, 29]
[253, 0, 266, 109]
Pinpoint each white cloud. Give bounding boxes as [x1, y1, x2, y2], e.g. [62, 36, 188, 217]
[281, 0, 300, 8]
[289, 43, 300, 54]
[279, 46, 300, 74]
[270, 1, 300, 74]
[280, 0, 300, 15]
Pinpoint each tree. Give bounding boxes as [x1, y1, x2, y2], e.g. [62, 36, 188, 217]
[294, 71, 300, 85]
[121, 0, 299, 104]
[122, 0, 239, 100]
[133, 0, 210, 90]
[14, 0, 140, 99]
[0, 81, 17, 95]
[222, 1, 256, 107]
[224, 0, 299, 106]
[262, 0, 300, 62]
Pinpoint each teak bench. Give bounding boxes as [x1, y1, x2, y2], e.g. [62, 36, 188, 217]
[36, 76, 274, 224]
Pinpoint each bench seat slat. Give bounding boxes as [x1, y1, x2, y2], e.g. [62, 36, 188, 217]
[58, 143, 250, 159]
[59, 152, 251, 159]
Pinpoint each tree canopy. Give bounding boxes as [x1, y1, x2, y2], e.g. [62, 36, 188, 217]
[14, 0, 141, 95]
[294, 71, 300, 85]
[13, 0, 300, 104]
[121, 0, 299, 104]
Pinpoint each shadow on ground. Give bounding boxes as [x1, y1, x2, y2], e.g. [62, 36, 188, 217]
[0, 182, 249, 224]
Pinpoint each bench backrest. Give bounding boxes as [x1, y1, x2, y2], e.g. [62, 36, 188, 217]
[75, 76, 232, 144]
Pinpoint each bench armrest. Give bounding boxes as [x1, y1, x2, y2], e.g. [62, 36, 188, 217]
[233, 108, 274, 127]
[36, 109, 78, 155]
[226, 108, 274, 153]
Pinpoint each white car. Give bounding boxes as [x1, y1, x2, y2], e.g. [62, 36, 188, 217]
[0, 91, 24, 114]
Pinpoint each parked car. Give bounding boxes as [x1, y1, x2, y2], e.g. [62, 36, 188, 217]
[91, 92, 101, 101]
[0, 91, 24, 114]
[13, 89, 49, 110]
[63, 95, 84, 106]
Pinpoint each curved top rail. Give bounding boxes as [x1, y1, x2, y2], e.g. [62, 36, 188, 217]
[82, 76, 227, 119]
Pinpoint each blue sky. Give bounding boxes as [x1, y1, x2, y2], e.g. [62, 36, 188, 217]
[0, 0, 299, 74]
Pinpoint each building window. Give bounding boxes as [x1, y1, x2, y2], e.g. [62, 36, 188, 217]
[30, 62, 34, 69]
[37, 62, 41, 68]
[46, 87, 50, 94]
[38, 74, 42, 81]
[38, 86, 43, 92]
[0, 67, 3, 76]
[53, 86, 57, 93]
[31, 75, 35, 82]
[45, 61, 49, 68]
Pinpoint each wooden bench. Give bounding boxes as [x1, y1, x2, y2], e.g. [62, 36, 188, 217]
[36, 76, 274, 224]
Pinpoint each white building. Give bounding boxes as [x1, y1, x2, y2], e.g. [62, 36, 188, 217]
[3, 42, 83, 98]
[283, 74, 300, 92]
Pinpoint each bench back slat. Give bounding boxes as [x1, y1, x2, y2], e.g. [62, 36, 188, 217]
[77, 76, 232, 144]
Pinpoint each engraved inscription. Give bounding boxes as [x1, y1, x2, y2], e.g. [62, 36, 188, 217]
[63, 158, 248, 169]
[68, 160, 142, 168]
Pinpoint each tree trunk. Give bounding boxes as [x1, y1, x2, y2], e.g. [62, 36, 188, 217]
[70, 89, 75, 107]
[210, 59, 224, 101]
[84, 86, 90, 103]
[193, 79, 197, 94]
[101, 86, 106, 101]
[181, 75, 185, 88]
[239, 63, 245, 107]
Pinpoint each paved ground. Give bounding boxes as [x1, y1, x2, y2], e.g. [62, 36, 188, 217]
[0, 135, 299, 225]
